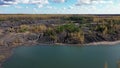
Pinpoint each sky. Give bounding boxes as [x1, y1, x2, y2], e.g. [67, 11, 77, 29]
[0, 0, 120, 14]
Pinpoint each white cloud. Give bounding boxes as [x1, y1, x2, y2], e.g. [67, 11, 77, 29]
[0, 4, 10, 7]
[14, 5, 22, 9]
[0, 0, 49, 5]
[38, 4, 43, 8]
[52, 0, 65, 3]
[76, 0, 92, 5]
[76, 0, 114, 6]
[18, 0, 49, 4]
[92, 0, 113, 4]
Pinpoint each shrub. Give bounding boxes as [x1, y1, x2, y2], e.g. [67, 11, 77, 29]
[30, 24, 47, 33]
[70, 31, 84, 43]
[44, 28, 57, 41]
[55, 23, 80, 33]
[19, 25, 30, 33]
[0, 55, 5, 61]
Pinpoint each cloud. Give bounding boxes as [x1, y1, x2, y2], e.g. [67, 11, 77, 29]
[77, 0, 91, 5]
[0, 0, 49, 5]
[52, 0, 65, 3]
[76, 0, 113, 6]
[0, 0, 67, 6]
[17, 0, 49, 4]
[0, 0, 17, 5]
[14, 5, 22, 8]
[1, 0, 113, 7]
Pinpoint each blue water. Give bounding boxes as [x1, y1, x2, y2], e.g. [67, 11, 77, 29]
[3, 44, 120, 68]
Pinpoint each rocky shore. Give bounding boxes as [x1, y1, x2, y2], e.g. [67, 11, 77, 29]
[0, 47, 13, 68]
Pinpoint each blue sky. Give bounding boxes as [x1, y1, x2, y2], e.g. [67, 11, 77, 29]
[0, 0, 120, 14]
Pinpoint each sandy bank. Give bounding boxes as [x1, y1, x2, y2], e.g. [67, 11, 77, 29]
[84, 40, 120, 46]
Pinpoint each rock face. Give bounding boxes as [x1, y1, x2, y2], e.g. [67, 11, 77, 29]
[84, 33, 120, 44]
[0, 21, 120, 46]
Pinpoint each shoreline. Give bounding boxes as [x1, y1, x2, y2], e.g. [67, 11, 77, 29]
[84, 40, 120, 46]
[54, 40, 120, 46]
[1, 40, 120, 68]
[0, 47, 13, 68]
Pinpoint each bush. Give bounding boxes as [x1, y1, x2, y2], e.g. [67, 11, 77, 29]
[44, 28, 57, 41]
[19, 25, 30, 33]
[55, 23, 80, 33]
[0, 55, 5, 61]
[30, 24, 47, 33]
[70, 31, 84, 43]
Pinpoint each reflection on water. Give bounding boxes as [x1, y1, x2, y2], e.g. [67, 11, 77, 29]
[3, 45, 120, 68]
[104, 62, 108, 68]
[117, 60, 120, 68]
[104, 60, 120, 68]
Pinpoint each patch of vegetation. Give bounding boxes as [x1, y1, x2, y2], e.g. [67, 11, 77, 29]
[0, 55, 5, 61]
[0, 14, 120, 44]
[30, 24, 47, 33]
[55, 23, 80, 33]
[18, 25, 30, 33]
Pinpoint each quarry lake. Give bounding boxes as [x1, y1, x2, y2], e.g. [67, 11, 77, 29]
[3, 44, 120, 68]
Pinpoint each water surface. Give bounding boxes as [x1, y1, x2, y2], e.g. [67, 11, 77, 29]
[3, 44, 120, 68]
